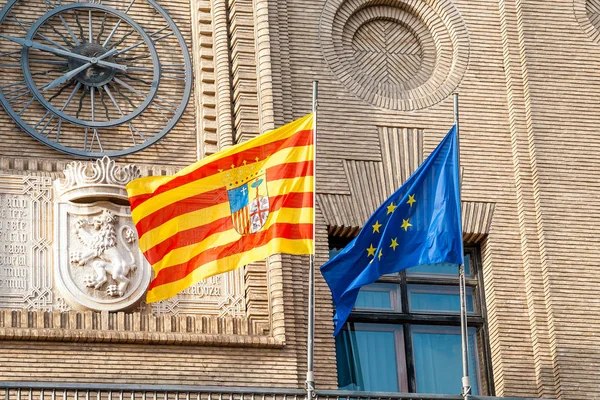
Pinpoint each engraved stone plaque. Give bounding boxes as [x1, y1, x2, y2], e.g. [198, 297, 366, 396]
[151, 268, 246, 317]
[0, 175, 53, 310]
[0, 158, 247, 318]
[0, 195, 30, 293]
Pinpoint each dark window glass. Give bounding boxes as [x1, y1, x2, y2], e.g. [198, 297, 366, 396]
[336, 323, 408, 392]
[331, 245, 490, 396]
[412, 326, 480, 395]
[355, 283, 401, 312]
[408, 285, 475, 314]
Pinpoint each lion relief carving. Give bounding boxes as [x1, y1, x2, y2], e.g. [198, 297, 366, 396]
[70, 209, 138, 297]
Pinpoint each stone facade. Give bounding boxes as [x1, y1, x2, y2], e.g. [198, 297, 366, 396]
[0, 0, 599, 399]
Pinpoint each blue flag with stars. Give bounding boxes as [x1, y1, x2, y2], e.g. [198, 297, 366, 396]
[321, 126, 463, 335]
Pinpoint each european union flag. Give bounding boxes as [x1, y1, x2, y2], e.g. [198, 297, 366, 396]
[321, 126, 464, 335]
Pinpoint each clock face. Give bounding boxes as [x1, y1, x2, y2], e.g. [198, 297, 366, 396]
[0, 0, 192, 158]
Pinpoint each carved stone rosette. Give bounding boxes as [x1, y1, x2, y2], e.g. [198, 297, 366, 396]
[53, 157, 151, 311]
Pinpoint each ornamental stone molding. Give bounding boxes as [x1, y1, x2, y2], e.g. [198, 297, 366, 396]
[0, 156, 267, 345]
[319, 0, 470, 110]
[55, 156, 141, 202]
[0, 175, 54, 310]
[318, 126, 494, 242]
[53, 157, 151, 312]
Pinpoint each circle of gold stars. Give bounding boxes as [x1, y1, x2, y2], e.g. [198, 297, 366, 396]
[364, 194, 417, 261]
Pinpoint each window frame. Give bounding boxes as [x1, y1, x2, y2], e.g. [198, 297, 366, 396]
[331, 244, 495, 395]
[338, 322, 410, 392]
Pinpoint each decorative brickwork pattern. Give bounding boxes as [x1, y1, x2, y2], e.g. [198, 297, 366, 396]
[319, 0, 470, 110]
[498, 0, 559, 396]
[212, 0, 235, 152]
[0, 309, 283, 347]
[574, 0, 600, 43]
[317, 126, 494, 242]
[229, 0, 260, 142]
[263, 1, 295, 127]
[190, 0, 220, 158]
[351, 20, 433, 91]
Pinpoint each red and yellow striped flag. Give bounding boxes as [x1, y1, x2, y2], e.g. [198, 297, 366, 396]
[126, 114, 314, 303]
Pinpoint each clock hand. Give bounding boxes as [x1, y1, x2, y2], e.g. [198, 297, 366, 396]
[0, 34, 128, 72]
[42, 48, 119, 92]
[43, 62, 91, 91]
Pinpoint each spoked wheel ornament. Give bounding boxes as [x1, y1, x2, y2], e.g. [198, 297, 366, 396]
[0, 0, 192, 157]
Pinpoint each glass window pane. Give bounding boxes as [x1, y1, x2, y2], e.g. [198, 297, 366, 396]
[329, 248, 343, 259]
[335, 323, 407, 392]
[406, 254, 472, 277]
[408, 285, 475, 314]
[465, 253, 471, 275]
[355, 283, 400, 311]
[411, 326, 480, 395]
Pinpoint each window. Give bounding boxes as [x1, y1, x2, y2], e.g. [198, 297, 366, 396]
[332, 245, 493, 395]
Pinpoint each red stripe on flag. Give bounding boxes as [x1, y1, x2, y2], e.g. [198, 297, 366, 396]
[267, 160, 313, 181]
[130, 129, 313, 211]
[143, 191, 314, 265]
[128, 193, 153, 210]
[135, 187, 228, 234]
[232, 206, 250, 235]
[148, 222, 313, 289]
[243, 207, 250, 233]
[135, 161, 313, 234]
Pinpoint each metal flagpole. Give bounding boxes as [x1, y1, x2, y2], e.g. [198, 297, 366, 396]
[306, 81, 318, 399]
[454, 93, 471, 398]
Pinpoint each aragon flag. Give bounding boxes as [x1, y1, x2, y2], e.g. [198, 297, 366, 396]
[126, 114, 314, 303]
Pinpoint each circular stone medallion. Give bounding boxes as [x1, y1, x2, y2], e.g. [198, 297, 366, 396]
[319, 0, 470, 110]
[574, 0, 600, 44]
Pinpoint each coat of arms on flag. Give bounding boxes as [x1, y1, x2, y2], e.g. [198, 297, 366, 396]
[224, 163, 270, 235]
[126, 113, 314, 303]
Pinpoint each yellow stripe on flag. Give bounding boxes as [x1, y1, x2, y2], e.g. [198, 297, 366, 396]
[148, 206, 314, 273]
[146, 238, 312, 303]
[137, 175, 313, 250]
[126, 114, 314, 198]
[131, 145, 313, 222]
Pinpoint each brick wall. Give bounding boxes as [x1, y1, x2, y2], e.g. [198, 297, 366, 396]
[1, 0, 600, 398]
[264, 0, 600, 398]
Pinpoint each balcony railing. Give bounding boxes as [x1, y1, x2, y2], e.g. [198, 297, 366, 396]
[0, 382, 545, 400]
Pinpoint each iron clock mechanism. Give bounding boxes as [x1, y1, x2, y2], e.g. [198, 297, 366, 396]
[0, 0, 192, 157]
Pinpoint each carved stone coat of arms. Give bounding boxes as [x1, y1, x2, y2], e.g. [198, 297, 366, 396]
[54, 157, 151, 311]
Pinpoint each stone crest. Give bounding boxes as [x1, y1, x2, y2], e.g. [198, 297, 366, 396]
[54, 157, 151, 311]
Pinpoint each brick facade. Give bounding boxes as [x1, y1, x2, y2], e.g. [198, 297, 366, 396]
[0, 0, 598, 399]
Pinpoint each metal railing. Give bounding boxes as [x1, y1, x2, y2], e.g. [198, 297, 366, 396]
[0, 382, 545, 400]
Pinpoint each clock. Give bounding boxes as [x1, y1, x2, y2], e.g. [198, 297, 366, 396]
[0, 0, 192, 157]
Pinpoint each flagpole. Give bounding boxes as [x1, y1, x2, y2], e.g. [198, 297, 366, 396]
[454, 93, 471, 398]
[306, 80, 318, 399]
